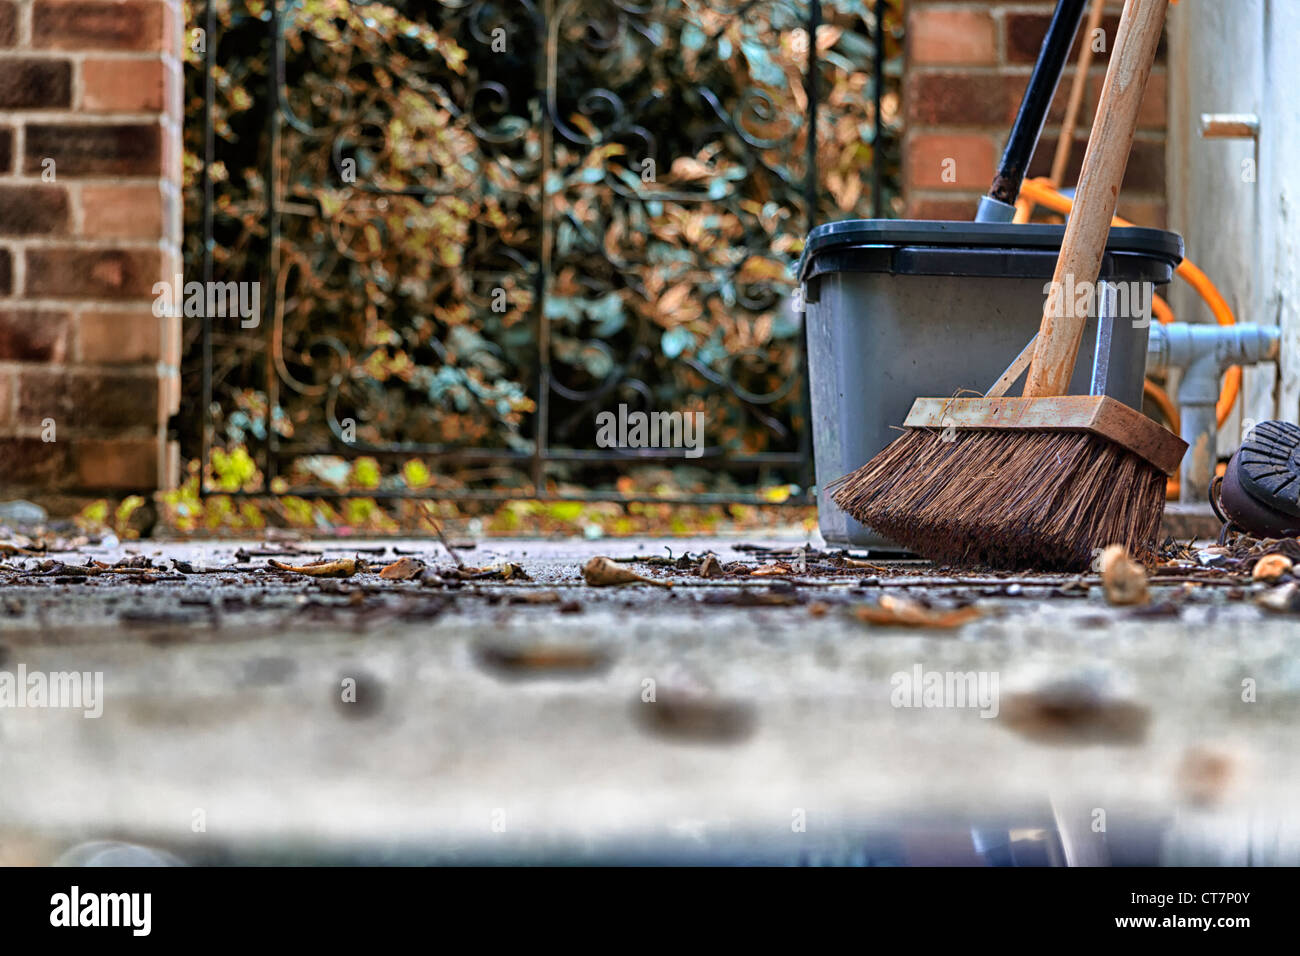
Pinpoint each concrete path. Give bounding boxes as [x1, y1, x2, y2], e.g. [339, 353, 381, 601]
[0, 536, 1296, 864]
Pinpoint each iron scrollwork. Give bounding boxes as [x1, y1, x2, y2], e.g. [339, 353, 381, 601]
[197, 0, 891, 503]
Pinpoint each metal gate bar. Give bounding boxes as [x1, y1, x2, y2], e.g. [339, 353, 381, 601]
[198, 0, 888, 504]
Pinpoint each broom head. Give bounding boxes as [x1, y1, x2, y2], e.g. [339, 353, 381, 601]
[829, 395, 1187, 570]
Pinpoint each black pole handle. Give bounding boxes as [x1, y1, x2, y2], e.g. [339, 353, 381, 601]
[989, 0, 1090, 206]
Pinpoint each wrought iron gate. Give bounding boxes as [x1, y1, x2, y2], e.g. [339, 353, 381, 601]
[195, 0, 895, 503]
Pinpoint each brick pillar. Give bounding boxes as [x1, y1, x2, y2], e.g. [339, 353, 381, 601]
[0, 0, 181, 507]
[903, 0, 1167, 226]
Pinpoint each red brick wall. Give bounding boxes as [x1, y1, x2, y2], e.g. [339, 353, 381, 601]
[904, 0, 1167, 226]
[0, 0, 181, 504]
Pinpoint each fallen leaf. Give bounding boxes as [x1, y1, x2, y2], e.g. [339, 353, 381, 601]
[582, 556, 672, 588]
[632, 692, 756, 744]
[379, 556, 425, 580]
[508, 590, 562, 605]
[838, 555, 887, 571]
[268, 557, 363, 578]
[490, 561, 530, 581]
[1000, 682, 1149, 746]
[624, 554, 689, 568]
[1251, 553, 1293, 582]
[453, 561, 531, 581]
[853, 595, 980, 628]
[751, 562, 793, 576]
[696, 553, 724, 578]
[1100, 545, 1148, 606]
[475, 644, 611, 677]
[467, 561, 530, 580]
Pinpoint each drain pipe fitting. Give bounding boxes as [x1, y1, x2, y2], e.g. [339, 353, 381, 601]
[1147, 322, 1281, 502]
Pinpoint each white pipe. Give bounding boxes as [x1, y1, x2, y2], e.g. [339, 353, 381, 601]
[1147, 322, 1281, 501]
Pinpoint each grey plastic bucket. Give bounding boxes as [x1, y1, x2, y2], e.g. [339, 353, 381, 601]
[800, 219, 1184, 551]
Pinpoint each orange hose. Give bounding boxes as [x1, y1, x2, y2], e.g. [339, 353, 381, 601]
[1016, 177, 1241, 427]
[1151, 293, 1175, 326]
[1144, 378, 1180, 433]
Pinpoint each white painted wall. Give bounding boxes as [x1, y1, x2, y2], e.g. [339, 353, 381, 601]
[1166, 0, 1264, 453]
[1258, 1, 1300, 423]
[1167, 0, 1300, 445]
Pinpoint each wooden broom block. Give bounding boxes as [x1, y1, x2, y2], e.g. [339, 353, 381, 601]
[903, 395, 1188, 475]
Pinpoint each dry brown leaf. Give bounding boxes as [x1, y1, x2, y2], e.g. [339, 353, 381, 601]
[735, 255, 788, 283]
[508, 590, 562, 605]
[633, 692, 756, 743]
[491, 561, 530, 580]
[853, 595, 980, 629]
[379, 556, 425, 580]
[1252, 553, 1293, 582]
[839, 555, 887, 571]
[582, 556, 672, 588]
[456, 561, 530, 580]
[268, 557, 363, 578]
[751, 562, 793, 577]
[696, 553, 724, 578]
[1100, 545, 1148, 605]
[655, 282, 692, 316]
[668, 156, 712, 181]
[1000, 682, 1149, 746]
[476, 644, 610, 676]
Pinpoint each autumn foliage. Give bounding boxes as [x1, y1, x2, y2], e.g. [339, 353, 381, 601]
[179, 0, 901, 512]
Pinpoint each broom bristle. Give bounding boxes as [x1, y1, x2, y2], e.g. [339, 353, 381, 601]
[828, 428, 1167, 570]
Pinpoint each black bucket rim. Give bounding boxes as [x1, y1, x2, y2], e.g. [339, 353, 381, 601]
[798, 218, 1184, 283]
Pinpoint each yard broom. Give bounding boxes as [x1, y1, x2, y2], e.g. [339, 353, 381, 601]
[829, 0, 1185, 571]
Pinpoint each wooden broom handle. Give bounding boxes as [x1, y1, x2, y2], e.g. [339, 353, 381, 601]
[1024, 0, 1168, 399]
